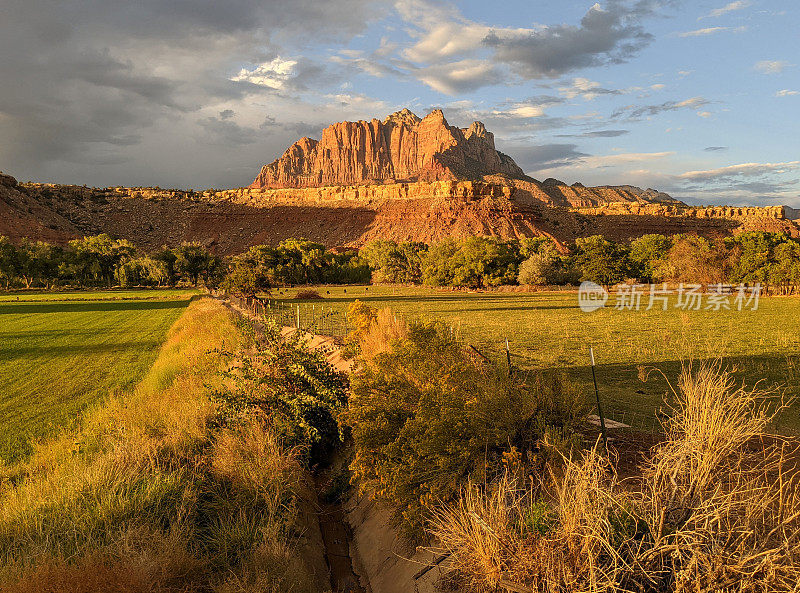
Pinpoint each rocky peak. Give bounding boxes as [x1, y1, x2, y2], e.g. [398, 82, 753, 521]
[384, 108, 422, 127]
[250, 108, 525, 189]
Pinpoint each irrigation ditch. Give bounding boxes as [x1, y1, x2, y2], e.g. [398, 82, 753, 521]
[212, 292, 374, 593]
[210, 290, 664, 592]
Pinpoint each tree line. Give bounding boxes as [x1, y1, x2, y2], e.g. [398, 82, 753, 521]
[0, 235, 369, 291]
[360, 232, 800, 293]
[0, 235, 223, 289]
[2, 231, 799, 293]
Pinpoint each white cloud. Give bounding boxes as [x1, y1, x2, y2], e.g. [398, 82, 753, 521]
[395, 0, 507, 64]
[579, 151, 674, 168]
[557, 78, 626, 101]
[776, 89, 799, 97]
[697, 111, 712, 118]
[754, 60, 792, 74]
[413, 59, 503, 95]
[324, 93, 388, 112]
[699, 1, 751, 20]
[403, 22, 492, 63]
[678, 26, 745, 37]
[678, 161, 800, 181]
[502, 104, 547, 118]
[231, 57, 297, 89]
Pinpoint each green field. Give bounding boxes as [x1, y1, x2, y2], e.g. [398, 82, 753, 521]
[272, 285, 800, 433]
[0, 290, 197, 462]
[0, 288, 198, 302]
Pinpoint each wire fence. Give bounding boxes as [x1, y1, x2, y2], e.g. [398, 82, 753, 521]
[210, 290, 352, 340]
[209, 289, 664, 433]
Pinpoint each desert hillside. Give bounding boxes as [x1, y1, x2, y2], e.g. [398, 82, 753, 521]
[2, 110, 798, 253]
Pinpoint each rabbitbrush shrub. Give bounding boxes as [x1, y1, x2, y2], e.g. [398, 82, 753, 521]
[347, 308, 586, 539]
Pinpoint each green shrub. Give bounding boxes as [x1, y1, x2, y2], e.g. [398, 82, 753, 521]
[518, 252, 553, 285]
[211, 319, 348, 463]
[422, 237, 519, 288]
[347, 316, 585, 539]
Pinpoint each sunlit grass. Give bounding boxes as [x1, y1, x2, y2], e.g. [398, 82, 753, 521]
[274, 285, 800, 432]
[0, 290, 195, 461]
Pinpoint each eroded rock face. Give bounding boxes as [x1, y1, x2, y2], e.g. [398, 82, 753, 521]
[250, 109, 525, 188]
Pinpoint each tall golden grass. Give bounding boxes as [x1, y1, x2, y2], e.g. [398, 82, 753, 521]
[357, 306, 410, 361]
[0, 298, 323, 592]
[431, 364, 800, 593]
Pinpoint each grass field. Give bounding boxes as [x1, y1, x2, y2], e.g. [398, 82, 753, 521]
[0, 289, 197, 462]
[271, 285, 800, 433]
[0, 288, 198, 302]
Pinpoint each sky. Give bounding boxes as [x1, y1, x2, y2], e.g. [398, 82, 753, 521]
[0, 0, 798, 206]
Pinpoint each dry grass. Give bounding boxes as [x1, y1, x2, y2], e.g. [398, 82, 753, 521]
[431, 448, 633, 593]
[346, 299, 410, 362]
[0, 298, 323, 592]
[359, 307, 410, 361]
[639, 365, 800, 592]
[431, 363, 800, 593]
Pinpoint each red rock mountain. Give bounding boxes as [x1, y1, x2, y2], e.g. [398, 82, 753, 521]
[250, 109, 525, 188]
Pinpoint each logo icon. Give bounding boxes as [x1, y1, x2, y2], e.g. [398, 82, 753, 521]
[578, 281, 608, 312]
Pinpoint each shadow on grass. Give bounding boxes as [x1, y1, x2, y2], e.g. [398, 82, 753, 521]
[504, 352, 800, 435]
[277, 293, 580, 309]
[0, 340, 164, 361]
[0, 299, 191, 315]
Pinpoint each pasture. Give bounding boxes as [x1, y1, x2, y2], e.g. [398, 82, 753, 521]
[272, 285, 800, 433]
[0, 289, 197, 462]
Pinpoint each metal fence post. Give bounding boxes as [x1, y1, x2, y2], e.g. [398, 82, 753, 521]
[590, 347, 609, 452]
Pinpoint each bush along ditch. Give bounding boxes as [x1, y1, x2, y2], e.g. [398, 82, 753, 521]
[344, 300, 589, 540]
[210, 317, 349, 465]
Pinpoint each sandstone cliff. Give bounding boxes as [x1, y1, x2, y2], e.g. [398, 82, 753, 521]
[6, 176, 795, 255]
[250, 109, 525, 188]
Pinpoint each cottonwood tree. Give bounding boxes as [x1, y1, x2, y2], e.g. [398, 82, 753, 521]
[572, 235, 629, 287]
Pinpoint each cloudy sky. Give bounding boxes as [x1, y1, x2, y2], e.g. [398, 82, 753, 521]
[0, 0, 798, 206]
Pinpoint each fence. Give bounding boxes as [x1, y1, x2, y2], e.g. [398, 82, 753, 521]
[210, 290, 664, 433]
[210, 289, 352, 340]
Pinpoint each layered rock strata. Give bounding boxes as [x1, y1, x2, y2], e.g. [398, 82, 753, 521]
[250, 109, 524, 188]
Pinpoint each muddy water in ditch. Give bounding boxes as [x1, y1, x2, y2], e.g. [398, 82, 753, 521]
[315, 466, 369, 593]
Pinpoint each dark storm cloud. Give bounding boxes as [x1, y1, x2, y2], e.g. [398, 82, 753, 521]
[259, 116, 278, 129]
[286, 121, 326, 138]
[197, 116, 260, 145]
[0, 0, 384, 182]
[483, 0, 675, 79]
